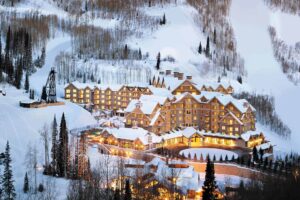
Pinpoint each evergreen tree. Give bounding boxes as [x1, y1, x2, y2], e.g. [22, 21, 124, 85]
[0, 34, 3, 80]
[237, 75, 243, 84]
[225, 155, 228, 162]
[14, 57, 23, 89]
[259, 148, 264, 163]
[24, 32, 33, 73]
[1, 141, 16, 200]
[38, 183, 44, 192]
[213, 155, 216, 162]
[200, 153, 204, 162]
[4, 26, 11, 63]
[113, 188, 121, 200]
[138, 48, 142, 60]
[40, 47, 46, 67]
[155, 52, 161, 70]
[198, 42, 202, 54]
[205, 36, 210, 57]
[51, 115, 58, 175]
[123, 44, 128, 59]
[57, 113, 68, 177]
[252, 146, 259, 162]
[124, 179, 132, 200]
[24, 73, 29, 92]
[41, 86, 47, 102]
[23, 172, 29, 193]
[202, 156, 217, 200]
[213, 28, 217, 44]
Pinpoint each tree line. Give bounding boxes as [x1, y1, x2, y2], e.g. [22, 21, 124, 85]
[234, 91, 291, 138]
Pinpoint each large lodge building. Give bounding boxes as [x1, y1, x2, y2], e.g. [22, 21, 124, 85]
[66, 70, 270, 151]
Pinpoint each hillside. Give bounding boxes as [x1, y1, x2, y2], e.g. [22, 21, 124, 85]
[0, 0, 299, 199]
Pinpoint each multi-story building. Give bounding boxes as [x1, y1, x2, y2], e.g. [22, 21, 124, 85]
[124, 79, 255, 137]
[65, 82, 152, 111]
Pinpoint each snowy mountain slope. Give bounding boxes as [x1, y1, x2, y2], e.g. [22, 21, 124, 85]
[128, 2, 207, 77]
[230, 0, 300, 152]
[0, 85, 96, 196]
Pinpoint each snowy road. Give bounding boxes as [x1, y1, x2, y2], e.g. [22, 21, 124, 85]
[230, 0, 300, 152]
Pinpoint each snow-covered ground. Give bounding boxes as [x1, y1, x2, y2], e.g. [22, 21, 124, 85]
[0, 85, 96, 197]
[128, 1, 208, 77]
[180, 148, 238, 161]
[230, 0, 300, 153]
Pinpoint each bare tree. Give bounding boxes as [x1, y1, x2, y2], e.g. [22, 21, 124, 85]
[40, 123, 50, 168]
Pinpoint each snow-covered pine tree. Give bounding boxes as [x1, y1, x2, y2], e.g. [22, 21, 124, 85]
[23, 172, 29, 193]
[1, 141, 16, 200]
[202, 155, 217, 200]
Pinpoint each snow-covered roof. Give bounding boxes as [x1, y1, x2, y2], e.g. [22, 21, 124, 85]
[240, 130, 263, 142]
[140, 95, 168, 106]
[150, 109, 162, 126]
[162, 127, 202, 140]
[256, 142, 272, 150]
[66, 81, 123, 91]
[124, 99, 159, 115]
[201, 131, 239, 139]
[148, 86, 173, 98]
[103, 127, 161, 145]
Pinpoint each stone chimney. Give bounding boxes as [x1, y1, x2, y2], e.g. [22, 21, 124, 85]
[178, 73, 184, 80]
[173, 71, 179, 78]
[166, 69, 172, 75]
[186, 75, 192, 80]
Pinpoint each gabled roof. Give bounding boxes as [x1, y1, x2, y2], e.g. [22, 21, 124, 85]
[220, 111, 244, 125]
[125, 100, 159, 115]
[162, 127, 203, 140]
[240, 131, 263, 142]
[103, 127, 161, 145]
[140, 95, 168, 106]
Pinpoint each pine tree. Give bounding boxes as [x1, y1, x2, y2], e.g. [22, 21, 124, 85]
[155, 52, 161, 70]
[252, 146, 259, 162]
[41, 86, 47, 102]
[24, 73, 29, 92]
[23, 172, 29, 193]
[113, 188, 121, 200]
[1, 141, 16, 200]
[198, 42, 202, 54]
[40, 47, 46, 67]
[202, 155, 217, 200]
[138, 48, 142, 60]
[0, 34, 3, 79]
[213, 28, 217, 44]
[123, 44, 128, 59]
[124, 179, 132, 200]
[14, 57, 23, 89]
[51, 115, 58, 175]
[225, 155, 228, 162]
[205, 36, 210, 57]
[57, 113, 68, 177]
[24, 33, 33, 73]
